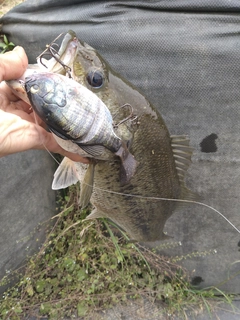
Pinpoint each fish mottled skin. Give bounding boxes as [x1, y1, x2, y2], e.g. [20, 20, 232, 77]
[8, 31, 196, 242]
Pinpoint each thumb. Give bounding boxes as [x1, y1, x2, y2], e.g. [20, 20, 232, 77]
[0, 46, 28, 82]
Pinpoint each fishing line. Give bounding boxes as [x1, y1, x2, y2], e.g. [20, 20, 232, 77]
[23, 33, 239, 236]
[80, 180, 240, 235]
[32, 104, 240, 234]
[29, 87, 240, 234]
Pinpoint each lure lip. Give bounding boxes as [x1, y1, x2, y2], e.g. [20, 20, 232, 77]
[6, 31, 80, 104]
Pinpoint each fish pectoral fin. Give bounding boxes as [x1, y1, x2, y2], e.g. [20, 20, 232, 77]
[77, 144, 106, 157]
[84, 208, 106, 220]
[52, 157, 80, 190]
[79, 160, 96, 208]
[115, 143, 137, 185]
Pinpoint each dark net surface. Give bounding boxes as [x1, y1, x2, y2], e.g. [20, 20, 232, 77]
[1, 0, 240, 296]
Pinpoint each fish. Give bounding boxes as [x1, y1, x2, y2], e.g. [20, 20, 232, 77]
[24, 72, 137, 186]
[8, 31, 198, 242]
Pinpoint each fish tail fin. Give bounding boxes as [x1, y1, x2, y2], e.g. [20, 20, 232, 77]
[115, 142, 137, 185]
[79, 160, 96, 208]
[52, 157, 80, 190]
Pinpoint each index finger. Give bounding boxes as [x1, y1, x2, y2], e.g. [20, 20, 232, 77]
[0, 46, 28, 82]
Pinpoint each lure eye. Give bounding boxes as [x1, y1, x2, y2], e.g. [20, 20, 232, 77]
[86, 69, 104, 88]
[30, 84, 39, 94]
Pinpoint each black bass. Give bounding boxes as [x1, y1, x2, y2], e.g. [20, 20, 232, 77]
[8, 31, 197, 242]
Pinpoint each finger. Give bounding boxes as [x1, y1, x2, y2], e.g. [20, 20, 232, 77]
[0, 81, 26, 102]
[0, 47, 28, 82]
[0, 90, 47, 127]
[41, 130, 89, 163]
[6, 109, 41, 124]
[0, 90, 32, 114]
[0, 110, 89, 164]
[0, 82, 20, 101]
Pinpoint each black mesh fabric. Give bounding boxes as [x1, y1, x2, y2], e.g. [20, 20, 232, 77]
[1, 0, 240, 293]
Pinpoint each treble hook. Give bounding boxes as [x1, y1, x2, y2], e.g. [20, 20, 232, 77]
[37, 33, 72, 78]
[37, 33, 63, 65]
[113, 103, 137, 128]
[48, 45, 72, 78]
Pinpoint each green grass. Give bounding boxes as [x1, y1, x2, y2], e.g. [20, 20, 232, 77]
[0, 184, 237, 319]
[0, 35, 15, 53]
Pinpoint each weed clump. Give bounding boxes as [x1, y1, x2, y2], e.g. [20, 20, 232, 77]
[0, 185, 234, 319]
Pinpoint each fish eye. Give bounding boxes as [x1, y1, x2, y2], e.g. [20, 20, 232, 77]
[30, 84, 39, 94]
[86, 69, 104, 88]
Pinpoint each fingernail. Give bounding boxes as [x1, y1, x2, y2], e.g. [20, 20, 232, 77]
[13, 46, 23, 54]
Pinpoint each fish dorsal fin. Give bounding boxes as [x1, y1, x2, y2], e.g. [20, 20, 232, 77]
[52, 157, 80, 190]
[171, 135, 193, 184]
[171, 135, 199, 201]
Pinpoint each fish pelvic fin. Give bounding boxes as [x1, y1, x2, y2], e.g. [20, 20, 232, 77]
[52, 157, 80, 190]
[78, 144, 105, 157]
[79, 160, 96, 208]
[115, 141, 137, 185]
[171, 135, 200, 203]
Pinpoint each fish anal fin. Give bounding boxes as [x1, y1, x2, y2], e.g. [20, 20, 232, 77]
[52, 157, 80, 190]
[85, 208, 106, 220]
[79, 160, 96, 208]
[115, 143, 137, 185]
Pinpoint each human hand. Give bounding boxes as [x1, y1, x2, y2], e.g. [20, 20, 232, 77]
[0, 46, 89, 163]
